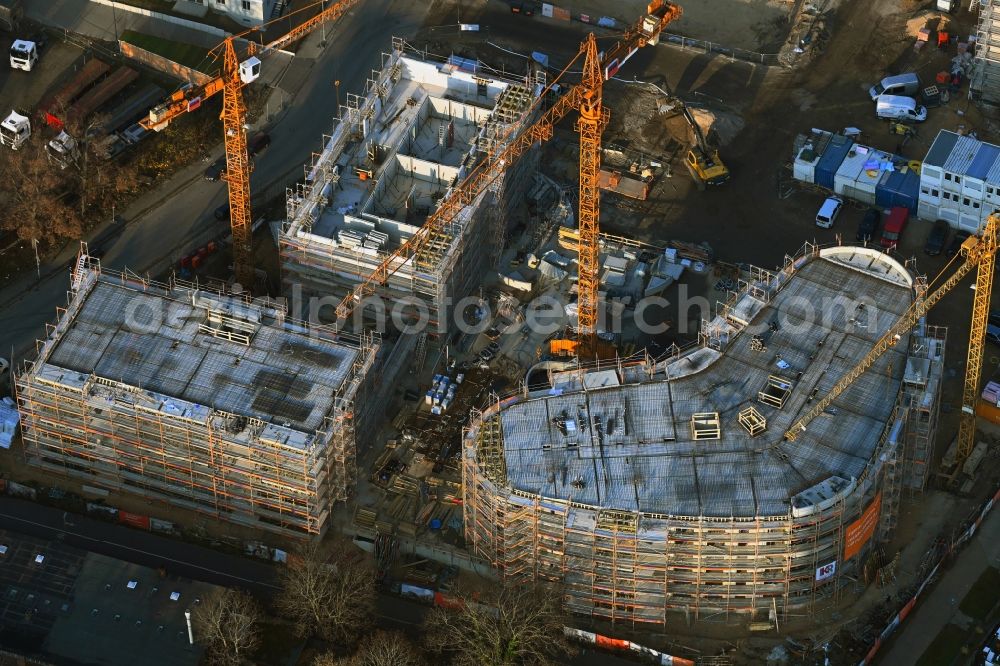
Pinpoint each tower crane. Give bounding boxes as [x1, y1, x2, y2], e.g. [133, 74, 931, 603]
[334, 0, 683, 359]
[785, 214, 999, 471]
[139, 0, 363, 287]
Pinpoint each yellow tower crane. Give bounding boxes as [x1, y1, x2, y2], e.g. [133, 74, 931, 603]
[334, 1, 683, 354]
[785, 214, 999, 471]
[140, 0, 363, 288]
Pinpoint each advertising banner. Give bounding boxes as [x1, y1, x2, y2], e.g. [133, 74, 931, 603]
[815, 560, 837, 581]
[844, 492, 881, 560]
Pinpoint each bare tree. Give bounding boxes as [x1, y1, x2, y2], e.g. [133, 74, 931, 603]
[423, 583, 574, 666]
[319, 631, 424, 666]
[192, 588, 262, 665]
[0, 136, 83, 245]
[276, 541, 376, 644]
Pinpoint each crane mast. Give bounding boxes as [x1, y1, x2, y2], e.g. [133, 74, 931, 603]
[575, 35, 607, 360]
[137, 0, 362, 288]
[785, 216, 999, 474]
[221, 39, 254, 287]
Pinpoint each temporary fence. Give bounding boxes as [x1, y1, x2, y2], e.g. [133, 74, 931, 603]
[659, 32, 786, 67]
[857, 483, 1000, 665]
[563, 627, 695, 666]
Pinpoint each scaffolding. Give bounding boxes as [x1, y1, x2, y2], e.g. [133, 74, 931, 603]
[973, 0, 1000, 104]
[16, 264, 376, 538]
[462, 244, 946, 625]
[278, 39, 540, 333]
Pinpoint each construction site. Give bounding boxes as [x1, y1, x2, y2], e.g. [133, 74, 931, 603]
[461, 244, 946, 624]
[278, 37, 542, 331]
[14, 259, 376, 537]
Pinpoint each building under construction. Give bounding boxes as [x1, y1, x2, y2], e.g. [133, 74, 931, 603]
[15, 261, 376, 537]
[278, 38, 541, 331]
[973, 0, 1000, 104]
[463, 244, 945, 624]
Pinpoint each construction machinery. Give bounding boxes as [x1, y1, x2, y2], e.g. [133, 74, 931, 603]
[139, 0, 362, 287]
[785, 213, 999, 473]
[680, 103, 729, 189]
[334, 1, 682, 361]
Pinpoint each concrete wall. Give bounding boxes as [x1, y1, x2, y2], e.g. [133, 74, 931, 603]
[119, 41, 212, 85]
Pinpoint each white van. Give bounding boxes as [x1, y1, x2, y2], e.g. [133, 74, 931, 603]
[816, 196, 843, 229]
[869, 73, 920, 101]
[876, 95, 927, 122]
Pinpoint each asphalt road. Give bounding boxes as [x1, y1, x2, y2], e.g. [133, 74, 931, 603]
[0, 0, 429, 368]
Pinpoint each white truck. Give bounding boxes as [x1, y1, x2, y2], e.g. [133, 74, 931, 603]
[45, 130, 79, 168]
[0, 110, 30, 149]
[9, 38, 37, 70]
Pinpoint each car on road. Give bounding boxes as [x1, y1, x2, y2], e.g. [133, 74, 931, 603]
[510, 2, 535, 16]
[204, 156, 227, 181]
[247, 132, 270, 156]
[923, 220, 950, 255]
[856, 208, 880, 242]
[214, 204, 230, 221]
[946, 229, 971, 256]
[815, 196, 843, 229]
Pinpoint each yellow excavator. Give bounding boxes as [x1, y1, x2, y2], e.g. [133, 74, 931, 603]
[680, 103, 729, 190]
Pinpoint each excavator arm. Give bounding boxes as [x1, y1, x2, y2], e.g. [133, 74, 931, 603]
[140, 0, 362, 131]
[334, 0, 682, 322]
[785, 216, 999, 442]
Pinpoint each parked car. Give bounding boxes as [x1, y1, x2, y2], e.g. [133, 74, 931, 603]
[816, 196, 843, 229]
[875, 94, 927, 123]
[880, 207, 909, 249]
[946, 230, 971, 256]
[988, 310, 1000, 328]
[214, 204, 230, 221]
[248, 132, 270, 156]
[856, 208, 881, 242]
[987, 323, 1000, 346]
[923, 220, 950, 255]
[510, 1, 535, 15]
[868, 72, 920, 101]
[204, 156, 227, 181]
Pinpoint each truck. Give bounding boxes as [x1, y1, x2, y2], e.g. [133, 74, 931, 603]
[38, 58, 111, 128]
[9, 38, 37, 71]
[0, 110, 30, 149]
[0, 0, 23, 33]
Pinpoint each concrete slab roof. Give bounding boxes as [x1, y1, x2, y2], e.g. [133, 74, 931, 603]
[34, 268, 363, 433]
[496, 248, 917, 518]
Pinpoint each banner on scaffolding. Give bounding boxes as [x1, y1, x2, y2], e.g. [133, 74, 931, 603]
[844, 492, 881, 561]
[815, 560, 837, 581]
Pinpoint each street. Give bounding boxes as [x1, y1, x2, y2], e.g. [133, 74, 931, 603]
[0, 0, 429, 367]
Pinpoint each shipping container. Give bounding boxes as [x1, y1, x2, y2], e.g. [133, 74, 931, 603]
[793, 130, 833, 184]
[848, 150, 894, 206]
[814, 135, 853, 190]
[876, 169, 920, 212]
[833, 145, 869, 196]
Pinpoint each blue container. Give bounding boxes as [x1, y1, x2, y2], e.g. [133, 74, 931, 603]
[814, 136, 854, 190]
[875, 169, 919, 213]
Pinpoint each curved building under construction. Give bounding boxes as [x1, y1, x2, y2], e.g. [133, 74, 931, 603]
[462, 245, 946, 624]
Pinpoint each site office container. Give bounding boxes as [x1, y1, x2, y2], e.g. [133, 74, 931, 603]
[793, 130, 834, 184]
[849, 150, 894, 206]
[814, 135, 853, 190]
[961, 143, 1000, 201]
[833, 146, 869, 197]
[985, 159, 1000, 209]
[876, 169, 920, 213]
[941, 134, 980, 198]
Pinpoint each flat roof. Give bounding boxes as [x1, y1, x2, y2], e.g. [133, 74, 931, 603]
[34, 269, 362, 432]
[0, 528, 211, 665]
[497, 248, 917, 517]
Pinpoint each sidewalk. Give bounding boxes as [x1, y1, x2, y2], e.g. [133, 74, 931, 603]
[877, 507, 1000, 665]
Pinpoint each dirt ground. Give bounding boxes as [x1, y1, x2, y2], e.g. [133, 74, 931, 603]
[408, 0, 1000, 658]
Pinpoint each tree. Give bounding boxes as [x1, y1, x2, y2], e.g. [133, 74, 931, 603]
[423, 583, 574, 666]
[0, 136, 83, 245]
[276, 541, 376, 644]
[315, 631, 424, 666]
[192, 588, 262, 665]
